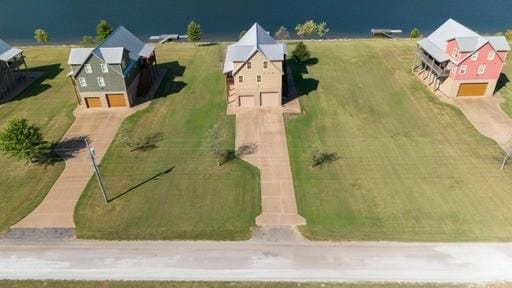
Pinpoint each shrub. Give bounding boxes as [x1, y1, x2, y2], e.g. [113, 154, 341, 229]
[292, 42, 311, 62]
[410, 28, 421, 38]
[505, 30, 512, 41]
[312, 150, 339, 168]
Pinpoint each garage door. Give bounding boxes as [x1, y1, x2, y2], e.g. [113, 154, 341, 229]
[260, 92, 280, 107]
[457, 83, 488, 97]
[239, 95, 255, 107]
[106, 94, 127, 107]
[85, 97, 102, 108]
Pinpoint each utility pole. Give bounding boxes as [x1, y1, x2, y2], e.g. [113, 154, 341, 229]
[84, 138, 108, 203]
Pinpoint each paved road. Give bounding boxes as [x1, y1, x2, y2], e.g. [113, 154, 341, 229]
[1, 238, 512, 283]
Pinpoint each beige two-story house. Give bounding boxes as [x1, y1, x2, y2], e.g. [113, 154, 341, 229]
[223, 23, 287, 108]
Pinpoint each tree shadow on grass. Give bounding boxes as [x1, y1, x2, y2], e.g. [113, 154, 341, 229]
[54, 135, 89, 161]
[283, 58, 319, 105]
[496, 73, 510, 94]
[107, 166, 176, 203]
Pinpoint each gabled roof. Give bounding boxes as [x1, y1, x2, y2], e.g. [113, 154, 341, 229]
[68, 26, 154, 68]
[417, 18, 510, 63]
[0, 39, 23, 62]
[223, 23, 287, 73]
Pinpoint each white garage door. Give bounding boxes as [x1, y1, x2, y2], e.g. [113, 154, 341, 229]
[239, 95, 255, 107]
[260, 92, 280, 107]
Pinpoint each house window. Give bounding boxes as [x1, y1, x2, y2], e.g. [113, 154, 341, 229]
[78, 77, 87, 87]
[97, 77, 106, 87]
[238, 76, 244, 83]
[488, 51, 496, 60]
[459, 65, 468, 75]
[247, 62, 252, 69]
[263, 61, 268, 69]
[470, 51, 479, 61]
[257, 75, 262, 83]
[452, 48, 459, 59]
[100, 63, 109, 73]
[478, 64, 486, 75]
[84, 64, 92, 74]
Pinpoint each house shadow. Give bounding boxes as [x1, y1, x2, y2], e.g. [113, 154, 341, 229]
[107, 165, 176, 202]
[152, 61, 188, 100]
[495, 73, 510, 94]
[283, 57, 319, 105]
[0, 63, 63, 104]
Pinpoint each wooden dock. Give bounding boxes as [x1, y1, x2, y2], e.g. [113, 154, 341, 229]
[371, 29, 403, 39]
[150, 34, 188, 44]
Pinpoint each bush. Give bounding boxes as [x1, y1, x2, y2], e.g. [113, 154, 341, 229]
[34, 28, 50, 44]
[505, 30, 512, 41]
[292, 42, 311, 62]
[81, 35, 96, 47]
[410, 28, 421, 38]
[0, 118, 54, 164]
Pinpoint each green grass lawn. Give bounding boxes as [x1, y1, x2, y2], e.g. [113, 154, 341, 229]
[74, 44, 261, 240]
[498, 53, 512, 117]
[287, 40, 512, 241]
[0, 281, 496, 288]
[0, 46, 76, 234]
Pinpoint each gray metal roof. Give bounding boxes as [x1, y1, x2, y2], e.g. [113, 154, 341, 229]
[0, 39, 23, 62]
[223, 23, 286, 73]
[68, 26, 154, 68]
[417, 18, 510, 62]
[67, 48, 94, 65]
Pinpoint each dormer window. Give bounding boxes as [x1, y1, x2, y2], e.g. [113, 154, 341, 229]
[452, 48, 459, 59]
[470, 51, 479, 61]
[100, 63, 109, 73]
[488, 51, 496, 60]
[84, 64, 92, 74]
[263, 61, 268, 69]
[247, 62, 252, 69]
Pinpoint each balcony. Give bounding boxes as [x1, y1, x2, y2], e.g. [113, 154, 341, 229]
[417, 52, 450, 77]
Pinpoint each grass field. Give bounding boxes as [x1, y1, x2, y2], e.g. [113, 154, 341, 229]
[0, 46, 76, 234]
[286, 40, 512, 241]
[74, 44, 261, 240]
[1, 281, 504, 288]
[498, 58, 512, 117]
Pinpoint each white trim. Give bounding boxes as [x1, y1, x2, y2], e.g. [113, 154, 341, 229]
[459, 65, 468, 75]
[100, 63, 109, 73]
[470, 51, 479, 61]
[84, 64, 92, 74]
[488, 51, 496, 60]
[97, 76, 106, 87]
[452, 48, 460, 60]
[477, 64, 486, 75]
[78, 77, 87, 87]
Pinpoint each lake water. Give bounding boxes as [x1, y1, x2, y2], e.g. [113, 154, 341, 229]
[0, 0, 511, 44]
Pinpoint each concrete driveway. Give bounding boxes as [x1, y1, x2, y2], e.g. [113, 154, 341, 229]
[1, 239, 512, 283]
[236, 108, 305, 227]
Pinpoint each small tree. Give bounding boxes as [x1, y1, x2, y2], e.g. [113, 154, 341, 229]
[295, 20, 318, 39]
[239, 30, 247, 39]
[187, 21, 203, 45]
[317, 21, 329, 39]
[201, 124, 229, 166]
[81, 35, 96, 47]
[505, 30, 512, 41]
[0, 118, 53, 164]
[34, 29, 50, 44]
[275, 26, 290, 40]
[96, 19, 113, 43]
[410, 27, 421, 39]
[291, 42, 311, 62]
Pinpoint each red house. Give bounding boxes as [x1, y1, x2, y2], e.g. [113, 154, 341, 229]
[413, 19, 510, 97]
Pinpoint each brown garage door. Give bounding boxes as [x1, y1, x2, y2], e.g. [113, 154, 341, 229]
[457, 83, 488, 97]
[260, 92, 280, 107]
[106, 94, 127, 107]
[239, 95, 255, 107]
[85, 97, 102, 108]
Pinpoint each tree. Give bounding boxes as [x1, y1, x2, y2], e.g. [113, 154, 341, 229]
[201, 124, 229, 166]
[295, 20, 318, 39]
[410, 27, 421, 39]
[291, 42, 311, 62]
[505, 30, 512, 41]
[239, 30, 247, 39]
[96, 19, 113, 42]
[34, 29, 50, 44]
[81, 35, 96, 47]
[317, 21, 329, 39]
[275, 26, 290, 40]
[0, 118, 53, 164]
[187, 21, 203, 45]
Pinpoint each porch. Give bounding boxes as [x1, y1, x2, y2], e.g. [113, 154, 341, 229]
[412, 47, 450, 91]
